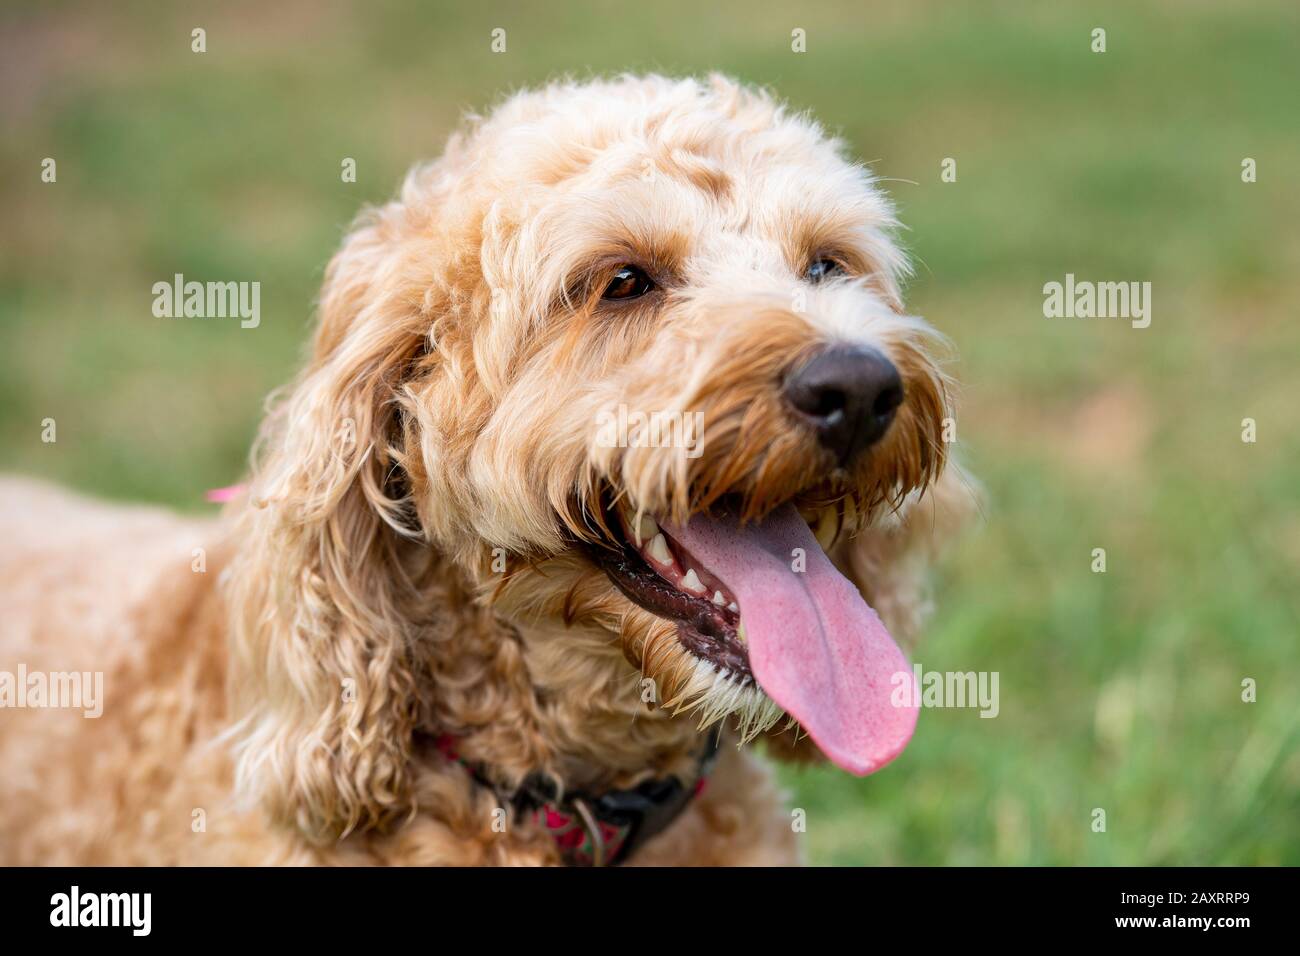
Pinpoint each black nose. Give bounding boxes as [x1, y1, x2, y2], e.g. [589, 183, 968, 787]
[782, 346, 904, 465]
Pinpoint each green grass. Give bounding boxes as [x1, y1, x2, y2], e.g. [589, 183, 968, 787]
[1, 0, 1297, 864]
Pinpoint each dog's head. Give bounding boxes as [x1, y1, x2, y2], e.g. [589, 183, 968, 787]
[230, 75, 969, 840]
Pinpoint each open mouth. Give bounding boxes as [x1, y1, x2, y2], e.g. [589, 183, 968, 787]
[587, 495, 921, 776]
[597, 506, 753, 682]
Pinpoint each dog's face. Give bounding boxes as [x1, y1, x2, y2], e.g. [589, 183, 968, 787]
[306, 76, 951, 779]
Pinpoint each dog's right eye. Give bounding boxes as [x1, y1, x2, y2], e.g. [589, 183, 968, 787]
[602, 266, 654, 301]
[804, 258, 846, 283]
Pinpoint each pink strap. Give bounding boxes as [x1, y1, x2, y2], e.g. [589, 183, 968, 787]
[204, 483, 247, 504]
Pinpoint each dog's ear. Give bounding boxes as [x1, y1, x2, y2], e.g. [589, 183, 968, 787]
[763, 461, 981, 766]
[226, 204, 438, 842]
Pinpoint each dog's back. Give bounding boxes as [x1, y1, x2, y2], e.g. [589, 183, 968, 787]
[0, 478, 235, 863]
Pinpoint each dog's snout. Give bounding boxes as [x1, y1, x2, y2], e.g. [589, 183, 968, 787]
[782, 346, 904, 465]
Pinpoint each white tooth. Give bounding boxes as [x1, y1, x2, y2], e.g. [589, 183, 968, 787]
[737, 620, 747, 643]
[727, 602, 738, 613]
[711, 590, 726, 606]
[636, 514, 658, 547]
[814, 509, 838, 550]
[681, 569, 706, 594]
[648, 533, 673, 566]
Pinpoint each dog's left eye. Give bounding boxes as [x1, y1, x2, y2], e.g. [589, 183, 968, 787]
[804, 258, 845, 283]
[602, 266, 654, 301]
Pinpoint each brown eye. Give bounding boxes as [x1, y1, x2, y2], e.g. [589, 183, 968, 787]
[805, 258, 844, 283]
[602, 265, 654, 300]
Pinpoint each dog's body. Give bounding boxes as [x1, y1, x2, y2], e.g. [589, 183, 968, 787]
[0, 75, 971, 865]
[0, 478, 800, 864]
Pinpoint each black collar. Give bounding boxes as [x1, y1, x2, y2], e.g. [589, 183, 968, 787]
[436, 729, 722, 866]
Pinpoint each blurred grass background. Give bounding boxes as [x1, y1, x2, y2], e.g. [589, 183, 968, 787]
[2, 0, 1297, 864]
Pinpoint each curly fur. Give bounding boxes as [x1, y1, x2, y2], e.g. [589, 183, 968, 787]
[0, 74, 974, 865]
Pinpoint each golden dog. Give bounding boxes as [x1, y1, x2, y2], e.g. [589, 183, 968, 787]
[0, 74, 972, 865]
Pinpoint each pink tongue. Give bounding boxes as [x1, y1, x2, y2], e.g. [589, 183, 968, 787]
[667, 503, 918, 775]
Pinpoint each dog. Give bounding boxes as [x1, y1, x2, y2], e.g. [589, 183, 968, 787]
[0, 74, 973, 865]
